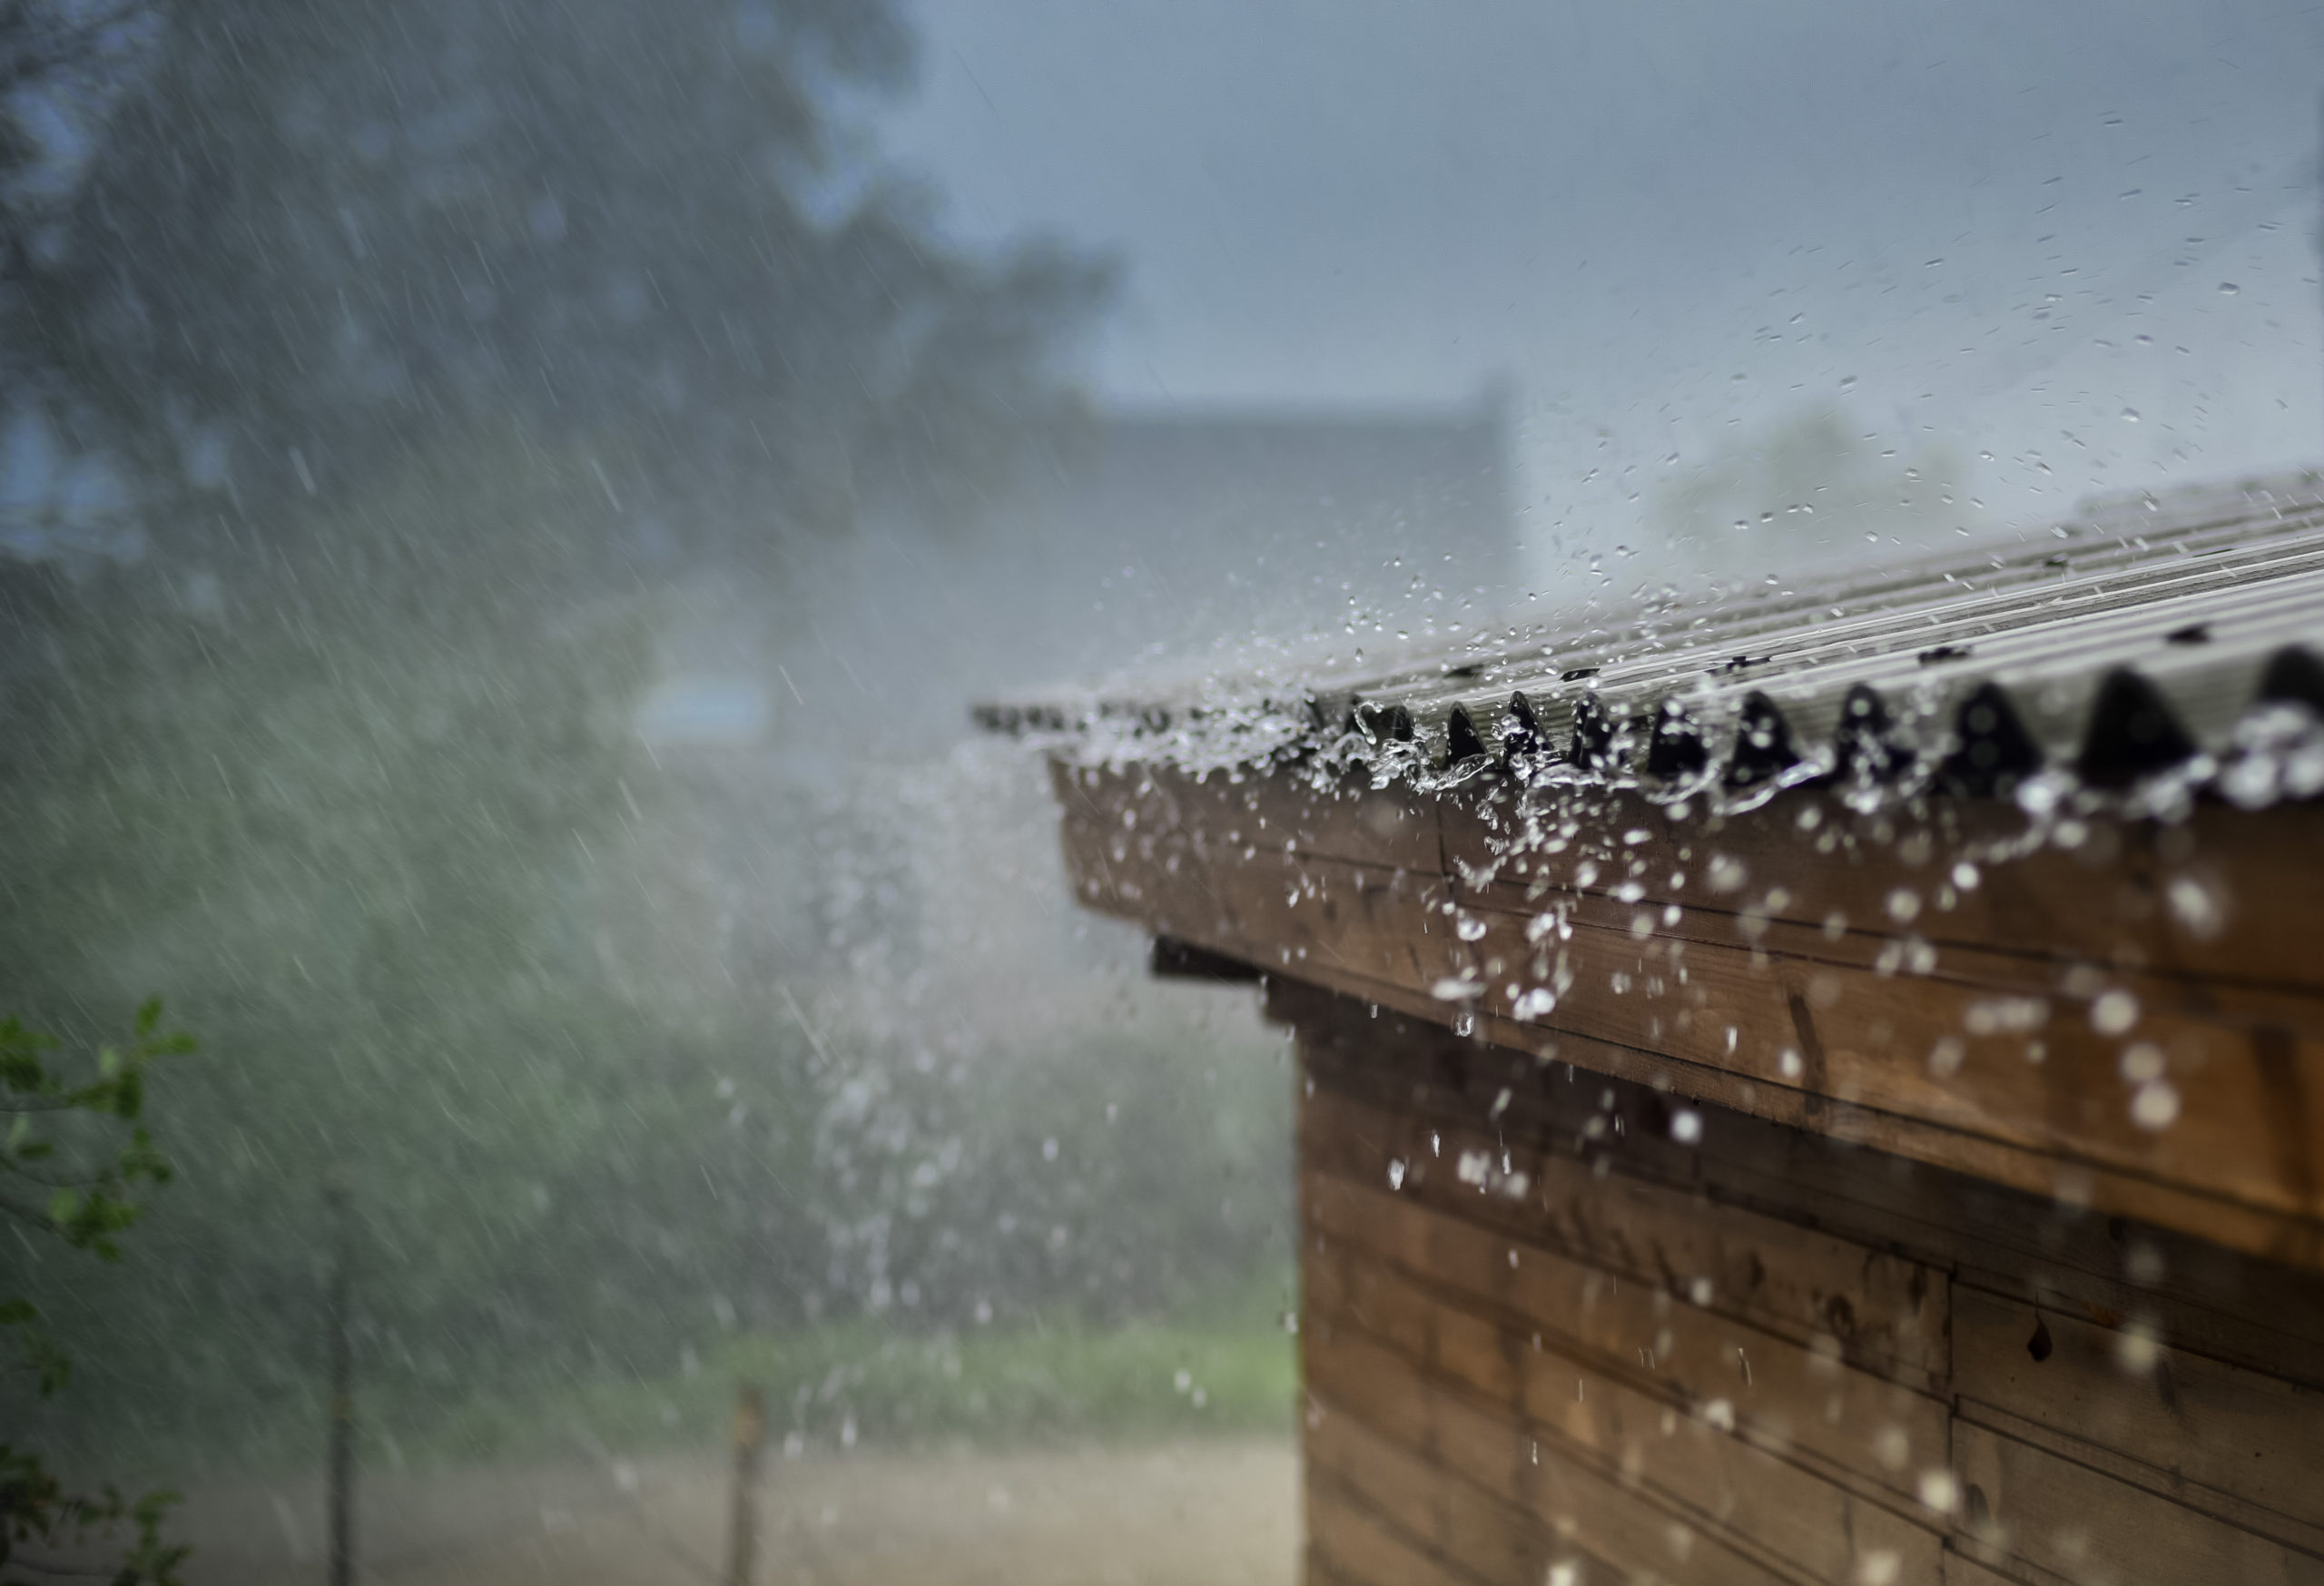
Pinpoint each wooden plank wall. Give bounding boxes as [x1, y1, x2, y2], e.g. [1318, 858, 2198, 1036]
[1049, 758, 2324, 1269]
[1284, 981, 2324, 1586]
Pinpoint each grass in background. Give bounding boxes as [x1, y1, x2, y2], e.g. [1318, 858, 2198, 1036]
[145, 1271, 1299, 1477]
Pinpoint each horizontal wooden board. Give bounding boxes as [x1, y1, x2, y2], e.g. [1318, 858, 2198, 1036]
[1304, 1168, 1949, 1507]
[1951, 1286, 2324, 1545]
[1307, 1483, 1481, 1586]
[1468, 871, 2324, 1043]
[1484, 911, 2324, 1226]
[1309, 1397, 1572, 1586]
[1283, 945, 2324, 1271]
[1429, 785, 2324, 1001]
[1287, 980, 2324, 1391]
[1307, 1330, 1806, 1586]
[1939, 1548, 2049, 1586]
[1308, 1236, 1946, 1586]
[1274, 840, 2324, 1227]
[1302, 1085, 1950, 1391]
[1098, 762, 2324, 1010]
[1049, 754, 2324, 1268]
[1230, 852, 1472, 989]
[1953, 1419, 2324, 1585]
[1289, 981, 2324, 1586]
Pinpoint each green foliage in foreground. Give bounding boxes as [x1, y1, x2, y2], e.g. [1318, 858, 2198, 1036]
[2, 1004, 193, 1586]
[191, 1277, 1299, 1475]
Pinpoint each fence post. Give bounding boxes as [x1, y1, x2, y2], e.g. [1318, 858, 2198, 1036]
[325, 1174, 354, 1586]
[724, 1382, 765, 1586]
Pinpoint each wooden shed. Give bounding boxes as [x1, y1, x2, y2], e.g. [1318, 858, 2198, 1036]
[983, 469, 2324, 1586]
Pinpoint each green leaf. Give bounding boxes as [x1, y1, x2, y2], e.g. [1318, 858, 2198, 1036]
[48, 1187, 81, 1226]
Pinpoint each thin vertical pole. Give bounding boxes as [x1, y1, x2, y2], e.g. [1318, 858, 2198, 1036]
[724, 1383, 765, 1586]
[325, 1177, 354, 1586]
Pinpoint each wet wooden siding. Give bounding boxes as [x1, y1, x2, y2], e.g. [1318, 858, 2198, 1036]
[1285, 981, 2324, 1586]
[1056, 758, 2324, 1269]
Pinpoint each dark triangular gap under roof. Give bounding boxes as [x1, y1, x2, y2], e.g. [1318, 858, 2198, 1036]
[1936, 683, 2044, 798]
[1726, 692, 1803, 790]
[2076, 669, 2199, 787]
[1645, 699, 1709, 780]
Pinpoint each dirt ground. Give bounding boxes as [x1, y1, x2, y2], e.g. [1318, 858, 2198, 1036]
[165, 1438, 1297, 1586]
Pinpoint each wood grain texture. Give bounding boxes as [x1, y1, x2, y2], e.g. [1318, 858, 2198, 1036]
[1294, 1003, 2324, 1585]
[1305, 1167, 1948, 1503]
[1953, 1420, 2324, 1585]
[1308, 1404, 1568, 1586]
[1306, 1235, 1945, 1586]
[1285, 979, 2324, 1392]
[1951, 1286, 2324, 1548]
[1301, 1085, 1950, 1390]
[1306, 1331, 1805, 1586]
[1049, 755, 2324, 1265]
[1306, 1483, 1482, 1586]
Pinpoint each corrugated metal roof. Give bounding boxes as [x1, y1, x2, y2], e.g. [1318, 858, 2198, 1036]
[976, 468, 2324, 813]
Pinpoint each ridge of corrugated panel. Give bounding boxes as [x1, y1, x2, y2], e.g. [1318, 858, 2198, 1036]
[972, 468, 2324, 812]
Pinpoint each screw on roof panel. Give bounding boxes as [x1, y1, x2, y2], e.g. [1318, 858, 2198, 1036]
[1937, 682, 2044, 798]
[2076, 670, 2199, 787]
[1726, 692, 1802, 791]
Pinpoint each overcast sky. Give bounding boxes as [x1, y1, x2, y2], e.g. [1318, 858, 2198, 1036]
[881, 1, 2324, 568]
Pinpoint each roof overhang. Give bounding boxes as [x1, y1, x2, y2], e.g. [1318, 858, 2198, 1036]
[989, 469, 2324, 1271]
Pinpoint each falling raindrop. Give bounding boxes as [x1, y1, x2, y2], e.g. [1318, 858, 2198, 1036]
[2132, 1081, 2181, 1130]
[2091, 990, 2141, 1036]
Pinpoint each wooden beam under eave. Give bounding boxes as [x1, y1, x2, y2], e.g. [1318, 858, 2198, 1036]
[1046, 754, 2324, 1272]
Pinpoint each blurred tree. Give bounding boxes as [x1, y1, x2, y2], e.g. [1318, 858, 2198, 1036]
[0, 1, 158, 565]
[0, 444, 696, 1427]
[1, 1, 156, 286]
[0, 0, 1125, 1454]
[13, 0, 1111, 560]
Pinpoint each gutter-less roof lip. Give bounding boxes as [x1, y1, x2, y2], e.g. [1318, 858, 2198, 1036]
[975, 468, 2324, 814]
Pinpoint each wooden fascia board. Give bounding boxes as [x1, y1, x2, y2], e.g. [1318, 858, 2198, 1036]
[1047, 754, 2324, 1270]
